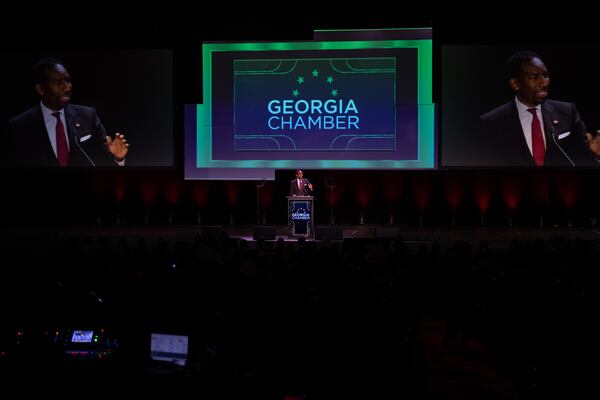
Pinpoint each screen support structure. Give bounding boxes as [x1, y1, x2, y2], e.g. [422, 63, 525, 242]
[324, 177, 336, 225]
[256, 180, 267, 225]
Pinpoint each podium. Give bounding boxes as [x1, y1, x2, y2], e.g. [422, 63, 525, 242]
[287, 196, 314, 238]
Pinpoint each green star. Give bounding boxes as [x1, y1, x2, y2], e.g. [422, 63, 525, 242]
[331, 89, 338, 97]
[292, 89, 300, 97]
[326, 76, 334, 84]
[312, 69, 319, 77]
[297, 76, 304, 84]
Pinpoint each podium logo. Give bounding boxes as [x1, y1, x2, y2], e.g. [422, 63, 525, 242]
[292, 210, 310, 220]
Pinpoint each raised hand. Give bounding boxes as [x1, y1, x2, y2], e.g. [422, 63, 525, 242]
[106, 133, 129, 161]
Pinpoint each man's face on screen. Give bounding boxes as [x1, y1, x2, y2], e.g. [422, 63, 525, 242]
[511, 57, 550, 107]
[36, 64, 72, 111]
[296, 170, 303, 179]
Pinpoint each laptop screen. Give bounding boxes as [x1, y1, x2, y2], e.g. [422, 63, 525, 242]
[150, 333, 188, 367]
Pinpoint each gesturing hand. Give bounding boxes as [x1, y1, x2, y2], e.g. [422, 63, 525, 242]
[106, 133, 129, 161]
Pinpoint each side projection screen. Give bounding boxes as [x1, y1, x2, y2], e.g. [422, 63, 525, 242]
[441, 45, 600, 168]
[1, 49, 173, 168]
[185, 38, 435, 179]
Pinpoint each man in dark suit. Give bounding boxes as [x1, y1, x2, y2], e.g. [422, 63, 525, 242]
[480, 51, 600, 166]
[5, 58, 129, 167]
[289, 169, 313, 196]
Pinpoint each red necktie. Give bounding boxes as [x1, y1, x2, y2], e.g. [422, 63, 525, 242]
[527, 108, 545, 166]
[52, 112, 68, 166]
[298, 179, 302, 192]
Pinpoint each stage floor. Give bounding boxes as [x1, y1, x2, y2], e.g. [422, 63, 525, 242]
[4, 224, 600, 247]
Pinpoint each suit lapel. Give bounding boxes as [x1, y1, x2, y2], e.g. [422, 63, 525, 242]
[541, 101, 559, 163]
[541, 101, 557, 144]
[64, 105, 84, 165]
[64, 105, 79, 143]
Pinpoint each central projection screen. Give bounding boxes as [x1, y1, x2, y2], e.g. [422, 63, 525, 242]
[185, 38, 434, 180]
